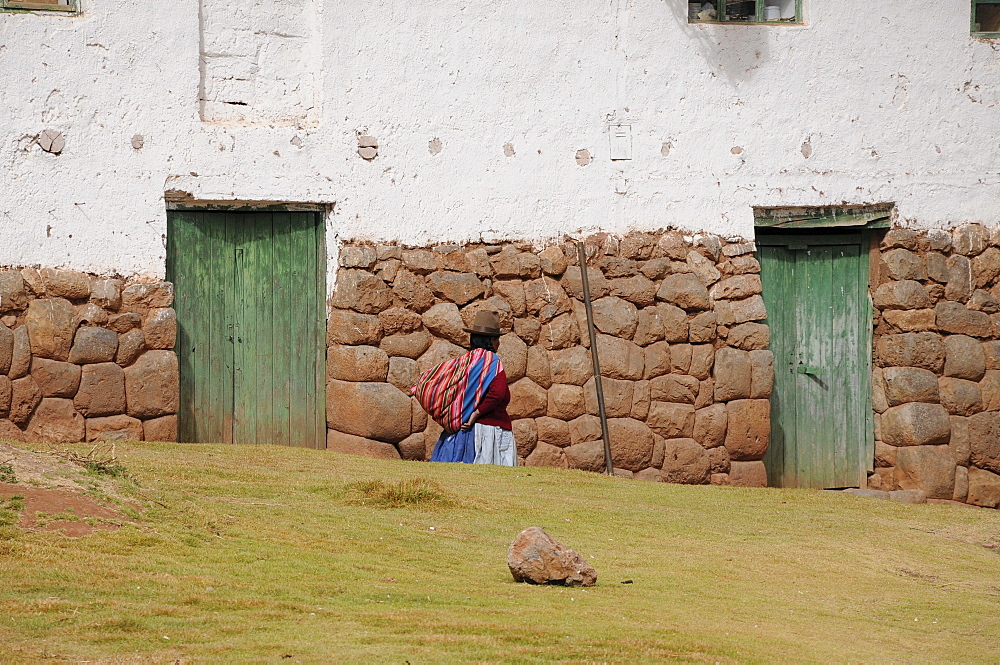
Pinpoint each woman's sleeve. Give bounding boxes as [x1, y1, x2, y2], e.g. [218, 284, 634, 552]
[475, 368, 508, 416]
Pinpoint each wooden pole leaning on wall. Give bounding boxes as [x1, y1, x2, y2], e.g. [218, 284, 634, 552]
[576, 241, 613, 476]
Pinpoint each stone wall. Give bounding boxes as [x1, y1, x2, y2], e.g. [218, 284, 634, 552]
[0, 269, 178, 444]
[325, 231, 772, 487]
[871, 224, 1000, 508]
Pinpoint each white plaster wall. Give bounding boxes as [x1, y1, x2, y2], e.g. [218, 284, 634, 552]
[1, 0, 999, 279]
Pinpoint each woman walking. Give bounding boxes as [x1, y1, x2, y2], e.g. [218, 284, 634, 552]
[411, 311, 516, 466]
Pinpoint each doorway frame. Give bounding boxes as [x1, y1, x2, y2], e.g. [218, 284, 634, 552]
[754, 205, 890, 488]
[165, 201, 329, 448]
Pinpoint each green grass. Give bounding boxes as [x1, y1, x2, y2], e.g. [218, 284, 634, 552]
[1, 442, 999, 663]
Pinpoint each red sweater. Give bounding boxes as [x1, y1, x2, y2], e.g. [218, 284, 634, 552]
[476, 368, 513, 430]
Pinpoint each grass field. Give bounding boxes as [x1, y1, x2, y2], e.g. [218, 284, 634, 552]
[1, 441, 999, 663]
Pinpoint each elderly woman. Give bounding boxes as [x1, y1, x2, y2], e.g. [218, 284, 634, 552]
[412, 311, 516, 466]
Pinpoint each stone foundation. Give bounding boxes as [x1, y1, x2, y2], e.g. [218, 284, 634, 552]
[325, 232, 771, 487]
[871, 224, 1000, 507]
[0, 268, 178, 443]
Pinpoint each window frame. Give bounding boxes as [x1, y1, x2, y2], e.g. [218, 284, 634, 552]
[972, 0, 1000, 38]
[0, 0, 77, 13]
[689, 0, 803, 25]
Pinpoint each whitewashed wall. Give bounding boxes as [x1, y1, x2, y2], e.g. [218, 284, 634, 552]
[1, 0, 999, 280]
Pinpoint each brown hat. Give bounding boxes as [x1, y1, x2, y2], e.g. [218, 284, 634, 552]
[463, 310, 503, 336]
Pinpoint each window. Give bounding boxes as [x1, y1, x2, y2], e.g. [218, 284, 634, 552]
[1, 0, 77, 12]
[973, 0, 1000, 37]
[689, 0, 801, 24]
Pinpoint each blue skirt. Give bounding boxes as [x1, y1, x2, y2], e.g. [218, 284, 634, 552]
[430, 429, 477, 464]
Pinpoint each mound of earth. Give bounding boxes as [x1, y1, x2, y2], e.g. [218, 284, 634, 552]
[0, 441, 135, 537]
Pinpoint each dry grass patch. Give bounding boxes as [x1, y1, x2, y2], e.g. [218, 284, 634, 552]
[0, 441, 997, 663]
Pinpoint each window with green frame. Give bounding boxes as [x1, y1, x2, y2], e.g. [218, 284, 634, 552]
[972, 0, 1000, 37]
[689, 0, 802, 24]
[0, 0, 77, 12]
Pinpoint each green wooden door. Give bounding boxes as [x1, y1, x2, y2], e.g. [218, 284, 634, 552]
[167, 210, 326, 448]
[758, 233, 873, 489]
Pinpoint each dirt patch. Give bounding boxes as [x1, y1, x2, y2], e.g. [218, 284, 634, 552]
[0, 441, 135, 537]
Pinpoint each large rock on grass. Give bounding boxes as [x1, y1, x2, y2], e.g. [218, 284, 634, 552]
[507, 527, 597, 587]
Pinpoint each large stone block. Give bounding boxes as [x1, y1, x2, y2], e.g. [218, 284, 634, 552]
[952, 223, 990, 257]
[568, 414, 601, 446]
[938, 378, 982, 416]
[428, 272, 484, 306]
[327, 430, 402, 460]
[68, 326, 119, 364]
[143, 308, 177, 350]
[895, 445, 956, 500]
[497, 333, 527, 382]
[380, 331, 432, 359]
[591, 296, 638, 338]
[973, 247, 1000, 288]
[0, 376, 10, 418]
[124, 351, 179, 420]
[944, 255, 973, 302]
[631, 380, 650, 419]
[882, 249, 926, 281]
[872, 368, 888, 413]
[0, 322, 12, 374]
[649, 374, 699, 404]
[943, 334, 986, 380]
[526, 345, 552, 388]
[982, 370, 1000, 411]
[881, 403, 951, 447]
[392, 270, 435, 312]
[8, 327, 30, 378]
[523, 277, 571, 323]
[108, 312, 141, 334]
[647, 402, 695, 439]
[25, 298, 79, 360]
[728, 323, 769, 351]
[936, 301, 991, 337]
[384, 356, 418, 394]
[709, 275, 762, 301]
[327, 345, 390, 382]
[966, 467, 1000, 508]
[882, 366, 939, 406]
[90, 278, 122, 310]
[417, 339, 465, 372]
[656, 273, 710, 311]
[565, 440, 607, 472]
[594, 335, 644, 381]
[607, 418, 654, 472]
[688, 311, 717, 344]
[74, 362, 126, 417]
[969, 411, 1000, 473]
[31, 358, 81, 398]
[379, 307, 422, 336]
[949, 415, 971, 466]
[121, 282, 174, 311]
[729, 461, 768, 487]
[525, 442, 568, 468]
[583, 377, 633, 417]
[0, 271, 29, 312]
[422, 303, 467, 346]
[883, 309, 936, 332]
[875, 333, 944, 373]
[508, 378, 548, 419]
[724, 399, 770, 461]
[714, 347, 752, 401]
[115, 329, 146, 367]
[330, 270, 392, 314]
[9, 376, 41, 424]
[41, 268, 90, 300]
[690, 344, 715, 380]
[694, 403, 728, 449]
[339, 245, 377, 269]
[547, 384, 586, 421]
[548, 347, 592, 386]
[328, 309, 385, 347]
[85, 414, 143, 442]
[538, 245, 568, 276]
[872, 280, 932, 310]
[539, 313, 581, 350]
[749, 350, 774, 399]
[26, 398, 84, 442]
[560, 266, 610, 301]
[686, 250, 721, 286]
[658, 303, 689, 342]
[536, 416, 571, 447]
[727, 295, 768, 324]
[660, 438, 710, 484]
[670, 344, 692, 375]
[610, 275, 657, 307]
[643, 341, 671, 379]
[326, 380, 411, 443]
[143, 415, 177, 442]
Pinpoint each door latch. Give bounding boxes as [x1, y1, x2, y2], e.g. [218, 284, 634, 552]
[796, 362, 823, 376]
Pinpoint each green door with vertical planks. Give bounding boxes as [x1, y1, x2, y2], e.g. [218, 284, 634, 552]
[758, 232, 873, 489]
[167, 210, 326, 448]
